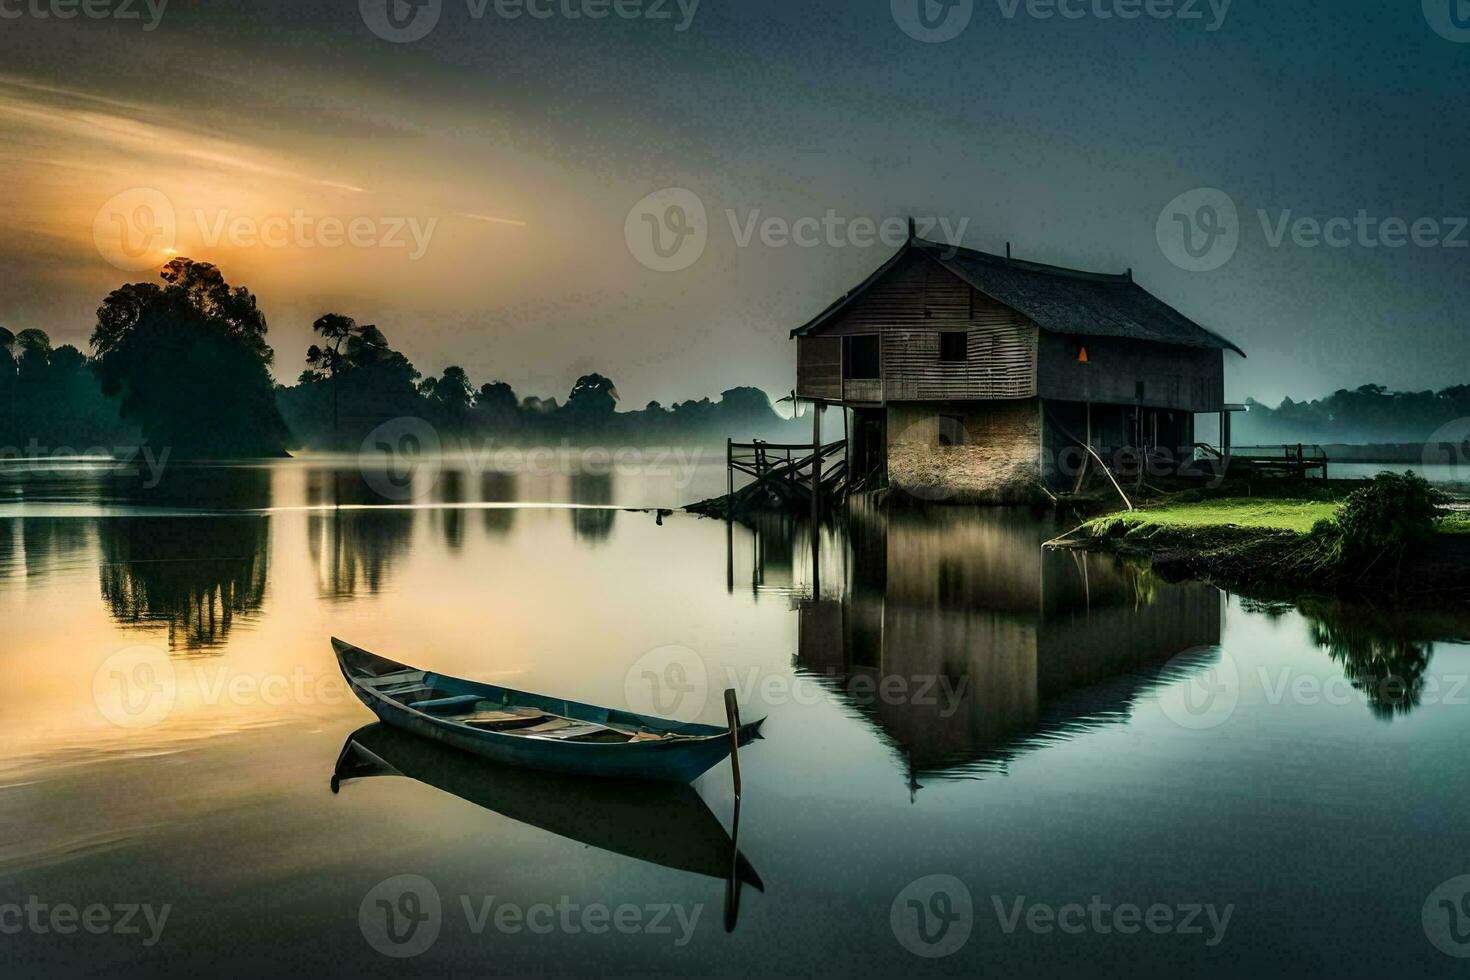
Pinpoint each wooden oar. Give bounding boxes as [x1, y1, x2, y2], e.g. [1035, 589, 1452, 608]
[724, 688, 742, 800]
[723, 688, 744, 932]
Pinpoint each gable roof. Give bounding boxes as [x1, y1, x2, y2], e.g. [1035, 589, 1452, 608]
[790, 236, 1245, 357]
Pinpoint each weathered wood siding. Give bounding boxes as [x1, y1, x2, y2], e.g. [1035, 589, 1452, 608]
[882, 324, 1035, 401]
[796, 336, 841, 400]
[794, 252, 1038, 404]
[1036, 334, 1224, 413]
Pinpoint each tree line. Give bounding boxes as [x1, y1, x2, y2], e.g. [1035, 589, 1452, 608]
[10, 260, 1463, 458]
[1, 259, 798, 458]
[1237, 384, 1470, 445]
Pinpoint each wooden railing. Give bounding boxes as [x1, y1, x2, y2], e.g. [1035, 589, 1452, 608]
[723, 439, 848, 513]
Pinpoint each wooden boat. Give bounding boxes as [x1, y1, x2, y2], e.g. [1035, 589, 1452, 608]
[333, 638, 764, 783]
[333, 723, 763, 890]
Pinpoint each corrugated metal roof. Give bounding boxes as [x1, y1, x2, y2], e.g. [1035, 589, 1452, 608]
[791, 237, 1245, 357]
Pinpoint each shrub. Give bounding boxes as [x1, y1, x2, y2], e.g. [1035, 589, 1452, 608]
[1320, 471, 1447, 563]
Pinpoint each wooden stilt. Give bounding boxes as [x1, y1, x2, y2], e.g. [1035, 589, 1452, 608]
[810, 400, 823, 527]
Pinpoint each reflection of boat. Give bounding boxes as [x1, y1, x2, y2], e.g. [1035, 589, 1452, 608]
[333, 723, 763, 890]
[333, 639, 764, 782]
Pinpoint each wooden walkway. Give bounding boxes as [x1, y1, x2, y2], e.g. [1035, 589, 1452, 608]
[1229, 444, 1330, 479]
[687, 440, 850, 519]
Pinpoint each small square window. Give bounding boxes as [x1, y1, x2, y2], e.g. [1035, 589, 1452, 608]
[939, 332, 968, 362]
[843, 335, 880, 380]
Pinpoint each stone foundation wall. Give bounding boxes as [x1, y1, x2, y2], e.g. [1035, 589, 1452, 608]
[886, 400, 1041, 504]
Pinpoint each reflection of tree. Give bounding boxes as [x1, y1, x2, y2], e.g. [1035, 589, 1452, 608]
[309, 512, 412, 600]
[15, 518, 93, 582]
[304, 468, 413, 599]
[436, 469, 465, 551]
[1299, 599, 1444, 719]
[481, 471, 518, 537]
[98, 517, 269, 652]
[0, 519, 11, 571]
[569, 473, 615, 544]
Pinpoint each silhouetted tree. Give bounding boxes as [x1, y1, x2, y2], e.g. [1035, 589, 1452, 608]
[477, 381, 517, 414]
[0, 327, 15, 423]
[304, 313, 388, 437]
[1241, 382, 1470, 444]
[428, 365, 475, 414]
[91, 259, 288, 458]
[564, 373, 618, 418]
[278, 318, 422, 449]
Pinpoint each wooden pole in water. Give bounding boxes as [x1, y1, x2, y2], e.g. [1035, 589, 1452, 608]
[811, 400, 823, 526]
[724, 688, 743, 801]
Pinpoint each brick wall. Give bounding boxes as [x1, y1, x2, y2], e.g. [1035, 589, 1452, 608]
[886, 399, 1041, 504]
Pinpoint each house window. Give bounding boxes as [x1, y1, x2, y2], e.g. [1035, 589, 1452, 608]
[843, 335, 880, 380]
[939, 332, 968, 362]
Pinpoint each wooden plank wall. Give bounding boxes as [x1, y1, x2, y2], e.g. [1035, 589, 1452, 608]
[794, 252, 1039, 402]
[797, 336, 841, 400]
[1035, 333, 1224, 413]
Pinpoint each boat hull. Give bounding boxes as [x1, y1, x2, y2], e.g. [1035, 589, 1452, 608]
[334, 638, 761, 783]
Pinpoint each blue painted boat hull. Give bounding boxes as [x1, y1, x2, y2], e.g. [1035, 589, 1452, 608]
[333, 638, 762, 783]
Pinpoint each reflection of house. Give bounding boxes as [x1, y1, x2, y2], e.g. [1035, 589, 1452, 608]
[791, 232, 1245, 501]
[794, 502, 1223, 783]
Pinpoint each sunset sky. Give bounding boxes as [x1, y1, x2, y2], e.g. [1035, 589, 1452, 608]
[1, 0, 1466, 407]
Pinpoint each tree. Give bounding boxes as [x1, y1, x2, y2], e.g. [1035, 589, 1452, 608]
[564, 373, 618, 418]
[0, 327, 16, 423]
[305, 313, 376, 436]
[427, 365, 475, 415]
[14, 329, 51, 383]
[477, 381, 517, 414]
[91, 258, 288, 458]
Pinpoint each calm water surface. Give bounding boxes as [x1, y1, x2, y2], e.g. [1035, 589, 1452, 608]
[3, 457, 1469, 977]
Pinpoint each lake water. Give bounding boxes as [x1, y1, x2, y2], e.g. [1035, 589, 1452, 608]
[3, 457, 1470, 977]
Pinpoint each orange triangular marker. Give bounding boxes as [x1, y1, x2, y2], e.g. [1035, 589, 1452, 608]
[1078, 346, 1089, 363]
